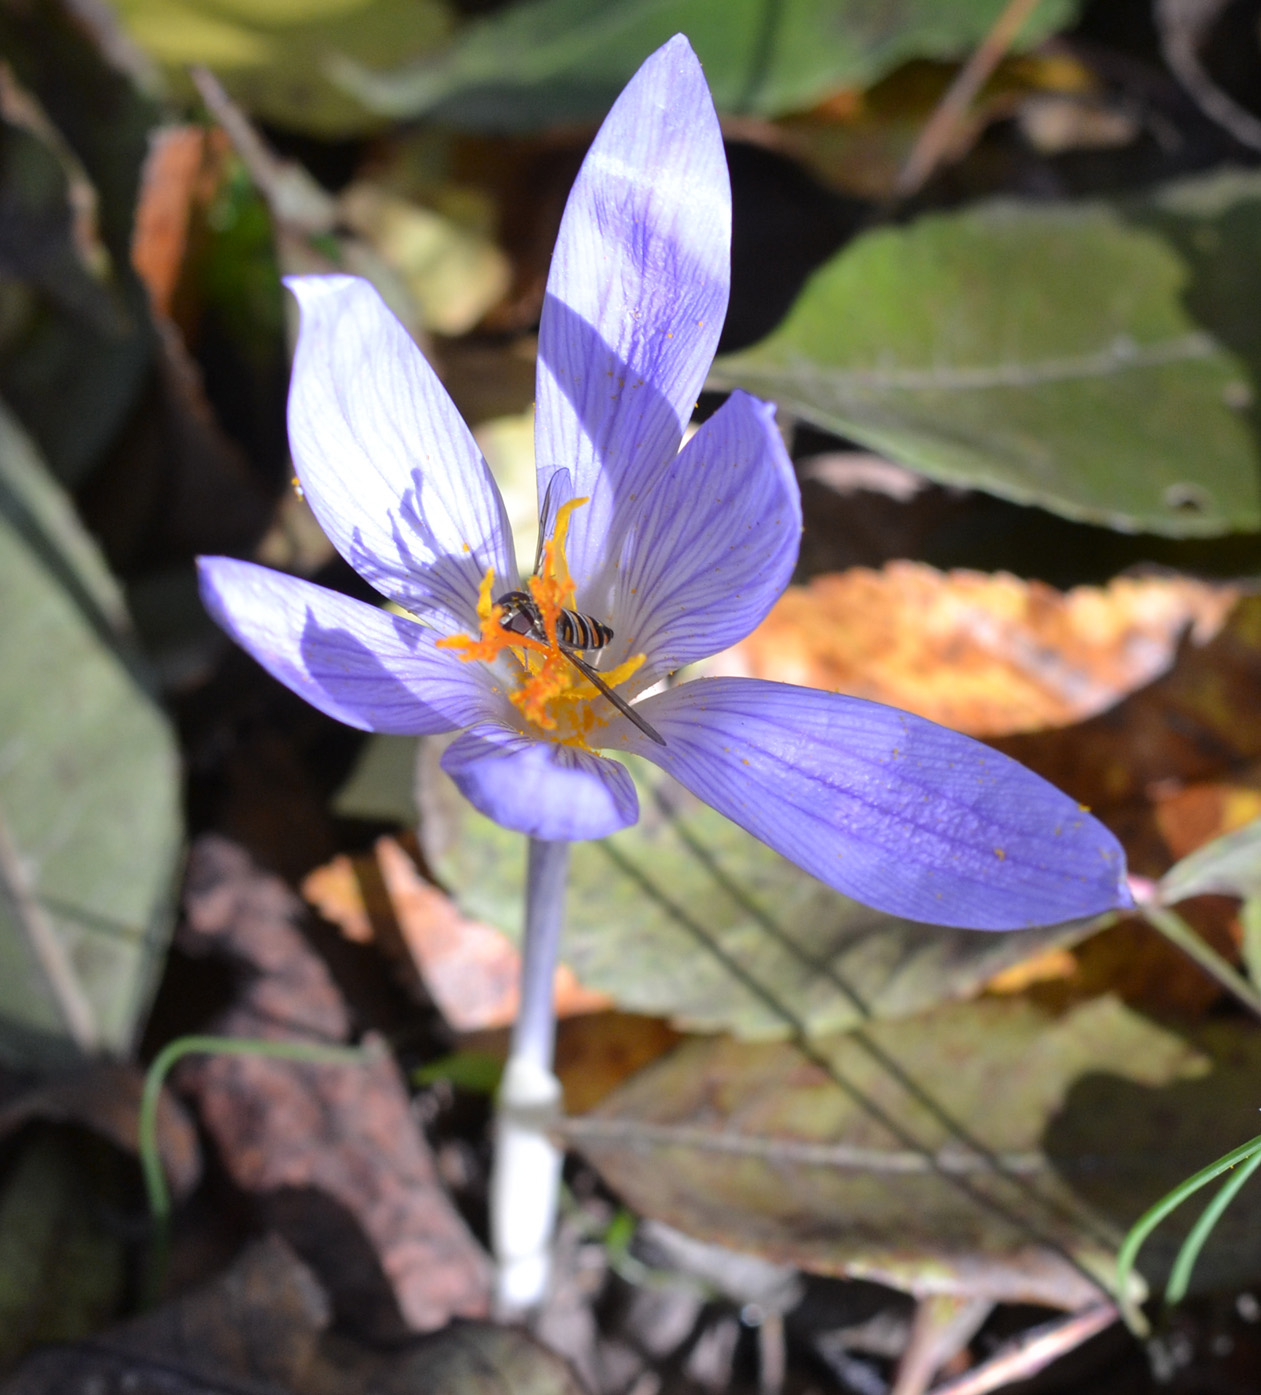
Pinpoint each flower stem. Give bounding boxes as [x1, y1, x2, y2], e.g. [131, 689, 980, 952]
[491, 837, 569, 1314]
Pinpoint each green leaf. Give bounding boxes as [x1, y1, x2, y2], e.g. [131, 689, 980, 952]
[419, 742, 1106, 1041]
[1159, 815, 1261, 905]
[713, 193, 1261, 536]
[334, 733, 419, 826]
[114, 0, 452, 137]
[572, 996, 1261, 1306]
[0, 403, 181, 1067]
[337, 0, 1078, 127]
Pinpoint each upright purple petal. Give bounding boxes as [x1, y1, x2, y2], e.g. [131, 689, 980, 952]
[286, 276, 516, 634]
[618, 678, 1133, 930]
[199, 557, 500, 735]
[442, 724, 638, 840]
[535, 36, 730, 591]
[604, 392, 800, 681]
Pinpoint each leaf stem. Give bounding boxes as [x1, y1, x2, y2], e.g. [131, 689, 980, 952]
[1166, 1140, 1261, 1304]
[1142, 902, 1261, 1021]
[1114, 1130, 1261, 1334]
[491, 837, 569, 1315]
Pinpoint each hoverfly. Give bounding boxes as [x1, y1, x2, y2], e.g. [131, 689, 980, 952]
[493, 475, 666, 747]
[494, 589, 666, 747]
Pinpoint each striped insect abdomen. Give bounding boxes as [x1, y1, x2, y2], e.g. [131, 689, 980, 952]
[555, 608, 613, 651]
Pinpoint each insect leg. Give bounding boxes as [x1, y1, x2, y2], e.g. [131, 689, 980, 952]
[560, 650, 667, 747]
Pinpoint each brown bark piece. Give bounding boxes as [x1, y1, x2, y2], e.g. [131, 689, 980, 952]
[176, 836, 490, 1333]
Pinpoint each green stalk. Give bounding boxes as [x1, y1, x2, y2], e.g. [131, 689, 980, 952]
[139, 1033, 372, 1304]
[1114, 1130, 1261, 1333]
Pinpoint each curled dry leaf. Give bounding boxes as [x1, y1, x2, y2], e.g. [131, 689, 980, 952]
[710, 563, 1238, 738]
[302, 836, 609, 1033]
[0, 1060, 200, 1201]
[176, 836, 491, 1333]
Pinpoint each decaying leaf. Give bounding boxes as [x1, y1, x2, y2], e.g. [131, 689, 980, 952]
[0, 404, 180, 1068]
[175, 836, 491, 1333]
[570, 995, 1261, 1309]
[709, 564, 1237, 737]
[129, 124, 228, 320]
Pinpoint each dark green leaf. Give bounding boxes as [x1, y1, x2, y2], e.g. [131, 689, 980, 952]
[713, 194, 1261, 536]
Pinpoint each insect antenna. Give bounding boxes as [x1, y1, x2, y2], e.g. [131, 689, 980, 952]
[559, 649, 666, 747]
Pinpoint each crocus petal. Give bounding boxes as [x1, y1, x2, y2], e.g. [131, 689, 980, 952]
[620, 678, 1133, 930]
[605, 391, 800, 680]
[199, 557, 498, 735]
[286, 275, 516, 633]
[442, 725, 638, 840]
[535, 35, 730, 590]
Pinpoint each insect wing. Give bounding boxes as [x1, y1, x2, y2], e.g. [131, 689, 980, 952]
[560, 649, 666, 747]
[533, 468, 572, 576]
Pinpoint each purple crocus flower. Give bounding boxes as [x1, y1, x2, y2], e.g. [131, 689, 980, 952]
[199, 36, 1132, 932]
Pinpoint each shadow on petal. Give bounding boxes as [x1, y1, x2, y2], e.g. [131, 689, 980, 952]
[295, 609, 494, 735]
[536, 293, 684, 608]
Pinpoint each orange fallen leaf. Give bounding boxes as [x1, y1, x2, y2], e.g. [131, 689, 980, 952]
[711, 563, 1237, 737]
[130, 125, 227, 320]
[983, 948, 1078, 995]
[1153, 777, 1261, 866]
[303, 837, 610, 1033]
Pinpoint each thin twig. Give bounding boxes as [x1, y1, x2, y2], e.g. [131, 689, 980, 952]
[896, 0, 1045, 199]
[926, 1303, 1119, 1395]
[189, 67, 336, 234]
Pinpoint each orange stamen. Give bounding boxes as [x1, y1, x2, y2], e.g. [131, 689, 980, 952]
[438, 498, 646, 745]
